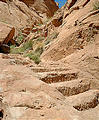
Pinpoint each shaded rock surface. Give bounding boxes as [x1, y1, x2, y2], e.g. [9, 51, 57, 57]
[20, 0, 59, 17]
[0, 22, 15, 45]
[0, 22, 15, 53]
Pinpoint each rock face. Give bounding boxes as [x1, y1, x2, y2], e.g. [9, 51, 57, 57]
[0, 54, 72, 120]
[0, 0, 58, 29]
[0, 0, 42, 29]
[0, 22, 15, 45]
[66, 0, 78, 9]
[41, 0, 99, 61]
[20, 0, 59, 17]
[0, 22, 15, 53]
[39, 1, 99, 119]
[0, 0, 99, 120]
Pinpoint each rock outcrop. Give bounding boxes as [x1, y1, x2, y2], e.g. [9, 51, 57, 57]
[20, 0, 59, 17]
[0, 54, 72, 120]
[0, 0, 58, 29]
[0, 0, 42, 29]
[39, 1, 99, 119]
[66, 0, 78, 9]
[41, 0, 99, 61]
[0, 0, 99, 120]
[0, 22, 15, 53]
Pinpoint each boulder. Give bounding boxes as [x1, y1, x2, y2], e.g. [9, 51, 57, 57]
[0, 22, 15, 45]
[52, 16, 63, 27]
[0, 22, 15, 53]
[0, 44, 10, 53]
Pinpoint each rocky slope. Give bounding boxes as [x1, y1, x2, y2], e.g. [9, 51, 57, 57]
[0, 0, 58, 29]
[0, 0, 99, 120]
[0, 0, 59, 53]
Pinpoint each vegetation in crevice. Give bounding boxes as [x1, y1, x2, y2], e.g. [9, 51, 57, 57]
[44, 32, 59, 45]
[93, 1, 99, 10]
[24, 45, 43, 64]
[10, 40, 33, 54]
[16, 31, 25, 45]
[10, 22, 59, 64]
[10, 36, 44, 64]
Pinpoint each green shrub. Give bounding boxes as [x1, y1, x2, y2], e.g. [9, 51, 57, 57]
[93, 1, 99, 10]
[10, 45, 16, 49]
[10, 40, 33, 54]
[35, 46, 43, 55]
[45, 32, 59, 45]
[24, 45, 43, 64]
[45, 40, 50, 45]
[37, 37, 45, 41]
[37, 23, 42, 26]
[0, 20, 8, 24]
[24, 52, 41, 64]
[17, 32, 24, 44]
[10, 40, 44, 64]
[52, 32, 59, 39]
[22, 40, 33, 50]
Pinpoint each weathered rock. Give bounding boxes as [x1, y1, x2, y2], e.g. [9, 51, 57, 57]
[52, 16, 63, 27]
[66, 0, 78, 9]
[50, 79, 91, 96]
[0, 0, 42, 29]
[66, 90, 99, 111]
[0, 22, 15, 53]
[41, 0, 99, 61]
[0, 57, 72, 120]
[22, 28, 32, 35]
[0, 0, 58, 29]
[20, 0, 59, 17]
[0, 44, 10, 53]
[0, 22, 15, 45]
[39, 1, 99, 119]
[0, 0, 99, 120]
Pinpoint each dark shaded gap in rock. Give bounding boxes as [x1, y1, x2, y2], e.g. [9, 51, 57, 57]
[0, 110, 3, 120]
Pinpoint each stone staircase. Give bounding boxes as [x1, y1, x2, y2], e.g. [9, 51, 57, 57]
[31, 63, 99, 112]
[66, 90, 99, 111]
[50, 79, 91, 96]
